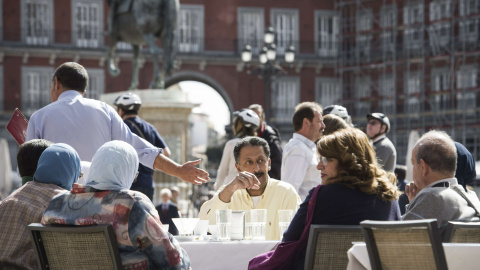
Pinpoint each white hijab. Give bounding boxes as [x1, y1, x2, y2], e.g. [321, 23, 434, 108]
[85, 140, 139, 191]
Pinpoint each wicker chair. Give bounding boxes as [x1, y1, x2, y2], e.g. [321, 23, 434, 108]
[28, 223, 147, 270]
[304, 225, 363, 270]
[360, 219, 447, 270]
[443, 221, 480, 243]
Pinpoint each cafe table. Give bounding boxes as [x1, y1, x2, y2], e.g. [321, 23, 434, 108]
[179, 239, 279, 270]
[347, 242, 480, 270]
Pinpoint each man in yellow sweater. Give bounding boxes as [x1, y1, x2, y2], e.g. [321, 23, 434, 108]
[199, 137, 301, 240]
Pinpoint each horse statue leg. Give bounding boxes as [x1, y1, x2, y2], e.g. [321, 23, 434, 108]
[143, 33, 163, 89]
[128, 45, 141, 90]
[107, 38, 121, 77]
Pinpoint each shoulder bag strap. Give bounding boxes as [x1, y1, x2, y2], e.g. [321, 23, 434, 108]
[125, 119, 147, 140]
[299, 185, 323, 241]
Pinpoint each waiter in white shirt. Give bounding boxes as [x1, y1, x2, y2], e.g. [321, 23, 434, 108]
[281, 102, 324, 201]
[26, 62, 209, 185]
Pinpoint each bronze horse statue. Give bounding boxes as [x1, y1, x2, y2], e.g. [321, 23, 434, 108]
[107, 0, 178, 90]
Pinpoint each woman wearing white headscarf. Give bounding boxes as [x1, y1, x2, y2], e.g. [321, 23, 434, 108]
[42, 141, 190, 270]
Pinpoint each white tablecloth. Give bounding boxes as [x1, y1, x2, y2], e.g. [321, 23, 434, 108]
[180, 240, 279, 270]
[347, 242, 480, 270]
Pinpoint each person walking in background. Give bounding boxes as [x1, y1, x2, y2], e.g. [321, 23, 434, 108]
[249, 104, 283, 180]
[281, 102, 324, 201]
[114, 92, 171, 201]
[156, 188, 180, 235]
[365, 112, 397, 172]
[214, 109, 260, 190]
[322, 114, 350, 136]
[322, 104, 353, 126]
[394, 165, 409, 215]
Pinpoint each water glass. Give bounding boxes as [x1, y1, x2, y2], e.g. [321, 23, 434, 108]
[216, 209, 232, 241]
[244, 210, 253, 240]
[250, 209, 267, 240]
[231, 211, 245, 240]
[278, 210, 294, 239]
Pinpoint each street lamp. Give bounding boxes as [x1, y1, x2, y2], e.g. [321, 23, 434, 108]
[241, 27, 295, 123]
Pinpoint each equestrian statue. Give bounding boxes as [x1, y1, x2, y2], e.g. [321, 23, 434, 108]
[107, 0, 178, 90]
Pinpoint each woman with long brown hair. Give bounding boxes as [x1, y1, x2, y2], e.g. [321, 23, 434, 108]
[282, 128, 401, 269]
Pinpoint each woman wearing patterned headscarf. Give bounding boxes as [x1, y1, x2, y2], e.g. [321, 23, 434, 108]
[42, 141, 190, 270]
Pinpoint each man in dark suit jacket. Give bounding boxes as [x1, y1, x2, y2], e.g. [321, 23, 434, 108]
[156, 188, 180, 235]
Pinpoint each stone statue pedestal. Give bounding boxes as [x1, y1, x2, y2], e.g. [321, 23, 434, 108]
[101, 85, 198, 205]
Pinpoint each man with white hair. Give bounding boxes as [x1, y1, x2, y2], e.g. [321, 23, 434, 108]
[155, 188, 180, 235]
[403, 130, 480, 236]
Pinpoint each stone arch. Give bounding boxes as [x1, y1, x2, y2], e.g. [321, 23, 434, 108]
[165, 71, 234, 114]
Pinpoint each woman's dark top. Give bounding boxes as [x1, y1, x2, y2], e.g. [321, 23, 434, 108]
[283, 183, 401, 269]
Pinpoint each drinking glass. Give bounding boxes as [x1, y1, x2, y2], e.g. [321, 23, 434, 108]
[244, 210, 253, 240]
[278, 209, 294, 240]
[250, 209, 267, 240]
[216, 209, 232, 241]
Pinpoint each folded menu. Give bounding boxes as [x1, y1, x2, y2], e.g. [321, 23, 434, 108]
[5, 108, 28, 145]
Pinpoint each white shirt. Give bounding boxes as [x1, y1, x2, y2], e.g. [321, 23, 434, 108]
[26, 90, 161, 168]
[281, 133, 321, 201]
[214, 138, 241, 190]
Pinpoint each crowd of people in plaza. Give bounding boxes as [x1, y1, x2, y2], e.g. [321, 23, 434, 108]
[0, 61, 479, 269]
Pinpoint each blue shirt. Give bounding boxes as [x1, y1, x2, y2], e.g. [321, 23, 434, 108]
[124, 116, 168, 188]
[26, 91, 161, 168]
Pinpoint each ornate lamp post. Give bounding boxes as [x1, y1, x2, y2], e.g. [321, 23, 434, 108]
[241, 26, 295, 123]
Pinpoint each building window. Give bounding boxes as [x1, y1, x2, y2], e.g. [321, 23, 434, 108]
[356, 34, 372, 61]
[117, 42, 132, 51]
[355, 76, 371, 117]
[315, 10, 339, 57]
[238, 7, 264, 55]
[404, 72, 421, 118]
[84, 68, 104, 100]
[22, 66, 53, 114]
[456, 66, 477, 114]
[428, 23, 450, 49]
[271, 77, 300, 123]
[72, 0, 103, 48]
[460, 19, 479, 44]
[429, 0, 452, 21]
[357, 9, 372, 32]
[404, 2, 424, 51]
[315, 78, 341, 106]
[431, 68, 450, 111]
[271, 9, 299, 55]
[380, 5, 397, 53]
[460, 0, 480, 16]
[356, 9, 372, 61]
[177, 4, 204, 53]
[378, 75, 395, 116]
[21, 0, 54, 45]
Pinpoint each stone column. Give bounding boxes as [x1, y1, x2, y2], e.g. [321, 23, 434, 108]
[101, 85, 198, 205]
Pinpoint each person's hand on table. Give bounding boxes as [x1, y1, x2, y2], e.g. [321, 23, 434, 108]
[219, 172, 260, 203]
